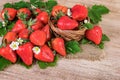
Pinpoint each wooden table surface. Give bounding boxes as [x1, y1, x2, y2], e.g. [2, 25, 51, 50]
[0, 0, 120, 80]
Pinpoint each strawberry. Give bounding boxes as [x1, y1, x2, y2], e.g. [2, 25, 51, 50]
[57, 16, 78, 30]
[71, 4, 88, 21]
[31, 19, 43, 31]
[34, 45, 54, 62]
[36, 11, 48, 24]
[12, 20, 26, 33]
[17, 8, 31, 20]
[0, 45, 17, 63]
[18, 29, 29, 39]
[51, 5, 68, 16]
[3, 32, 17, 44]
[30, 30, 46, 46]
[16, 42, 33, 65]
[0, 8, 17, 21]
[32, 8, 42, 15]
[85, 26, 102, 45]
[41, 24, 51, 41]
[52, 38, 66, 56]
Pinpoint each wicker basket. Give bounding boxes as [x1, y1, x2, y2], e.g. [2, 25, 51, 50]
[48, 18, 87, 41]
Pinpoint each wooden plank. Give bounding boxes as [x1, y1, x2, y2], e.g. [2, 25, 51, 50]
[0, 0, 120, 80]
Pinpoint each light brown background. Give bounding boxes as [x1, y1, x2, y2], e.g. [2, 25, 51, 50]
[0, 0, 120, 80]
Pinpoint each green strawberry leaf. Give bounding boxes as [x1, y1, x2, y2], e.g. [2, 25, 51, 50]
[0, 57, 12, 71]
[92, 5, 110, 15]
[98, 42, 104, 49]
[83, 23, 93, 29]
[65, 40, 82, 54]
[0, 27, 7, 37]
[81, 38, 90, 44]
[35, 2, 46, 8]
[30, 0, 39, 3]
[45, 0, 57, 13]
[102, 34, 110, 41]
[6, 22, 15, 31]
[47, 55, 58, 67]
[0, 22, 3, 28]
[17, 58, 32, 69]
[4, 3, 13, 8]
[37, 55, 58, 69]
[13, 1, 31, 10]
[88, 5, 109, 24]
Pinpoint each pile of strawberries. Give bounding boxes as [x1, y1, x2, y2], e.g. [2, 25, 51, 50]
[0, 1, 108, 67]
[0, 6, 68, 66]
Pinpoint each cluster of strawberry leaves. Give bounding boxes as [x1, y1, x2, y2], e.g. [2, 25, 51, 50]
[0, 0, 110, 71]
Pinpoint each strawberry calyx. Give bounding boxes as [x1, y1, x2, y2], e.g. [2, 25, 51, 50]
[17, 12, 28, 21]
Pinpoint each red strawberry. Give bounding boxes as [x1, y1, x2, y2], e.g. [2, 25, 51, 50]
[0, 8, 17, 21]
[30, 30, 46, 46]
[85, 26, 102, 45]
[17, 8, 31, 20]
[71, 4, 88, 21]
[34, 45, 54, 62]
[18, 29, 29, 39]
[16, 42, 33, 65]
[33, 8, 42, 15]
[36, 11, 48, 24]
[42, 24, 51, 40]
[12, 20, 26, 33]
[3, 32, 17, 44]
[31, 19, 43, 31]
[57, 16, 78, 30]
[0, 45, 17, 63]
[52, 38, 66, 56]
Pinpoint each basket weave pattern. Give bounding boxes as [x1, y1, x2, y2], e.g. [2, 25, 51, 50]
[48, 19, 86, 41]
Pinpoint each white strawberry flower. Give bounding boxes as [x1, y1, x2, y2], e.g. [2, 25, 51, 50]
[32, 46, 41, 55]
[9, 41, 19, 51]
[2, 21, 6, 27]
[67, 8, 72, 16]
[84, 19, 89, 23]
[17, 38, 23, 44]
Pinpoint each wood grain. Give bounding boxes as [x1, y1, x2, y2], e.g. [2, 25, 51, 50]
[0, 0, 120, 80]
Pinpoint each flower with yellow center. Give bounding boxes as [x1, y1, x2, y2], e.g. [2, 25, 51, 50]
[9, 41, 19, 50]
[32, 46, 41, 54]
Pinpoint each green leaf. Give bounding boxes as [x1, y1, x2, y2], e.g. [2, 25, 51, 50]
[37, 55, 58, 69]
[102, 34, 110, 41]
[92, 5, 109, 15]
[83, 23, 93, 29]
[13, 1, 31, 10]
[30, 0, 46, 8]
[0, 57, 12, 71]
[34, 1, 46, 8]
[65, 40, 81, 54]
[6, 22, 15, 31]
[47, 55, 58, 67]
[81, 38, 90, 44]
[88, 9, 101, 24]
[0, 22, 3, 28]
[98, 42, 104, 49]
[37, 61, 48, 69]
[20, 62, 32, 69]
[46, 0, 57, 13]
[4, 11, 9, 20]
[30, 0, 42, 3]
[0, 27, 7, 37]
[17, 58, 32, 69]
[88, 5, 109, 24]
[4, 3, 13, 8]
